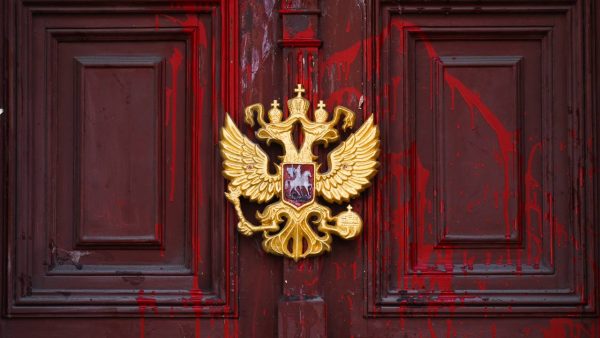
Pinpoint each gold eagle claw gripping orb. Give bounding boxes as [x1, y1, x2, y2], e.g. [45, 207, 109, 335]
[220, 84, 380, 260]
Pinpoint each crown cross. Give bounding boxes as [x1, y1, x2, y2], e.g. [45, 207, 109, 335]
[294, 84, 306, 97]
[317, 100, 326, 110]
[271, 100, 280, 109]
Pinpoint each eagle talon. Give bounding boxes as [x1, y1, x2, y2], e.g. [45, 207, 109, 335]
[263, 221, 280, 233]
[237, 221, 254, 236]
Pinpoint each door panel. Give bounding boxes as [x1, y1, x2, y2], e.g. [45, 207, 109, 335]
[7, 0, 236, 317]
[370, 4, 593, 316]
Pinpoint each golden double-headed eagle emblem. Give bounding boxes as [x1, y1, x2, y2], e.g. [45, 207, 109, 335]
[220, 84, 380, 260]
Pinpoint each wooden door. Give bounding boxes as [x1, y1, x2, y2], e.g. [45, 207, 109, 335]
[1, 0, 599, 337]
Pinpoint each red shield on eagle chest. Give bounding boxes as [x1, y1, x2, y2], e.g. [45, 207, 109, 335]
[282, 163, 315, 208]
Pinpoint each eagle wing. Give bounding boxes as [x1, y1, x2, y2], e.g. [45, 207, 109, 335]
[220, 114, 280, 203]
[316, 115, 380, 203]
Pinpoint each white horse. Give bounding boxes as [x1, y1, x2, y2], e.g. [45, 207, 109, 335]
[285, 165, 312, 198]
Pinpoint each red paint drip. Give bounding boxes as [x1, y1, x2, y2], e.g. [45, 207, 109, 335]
[414, 146, 432, 266]
[332, 262, 342, 280]
[428, 319, 438, 338]
[163, 12, 209, 337]
[429, 59, 434, 111]
[525, 143, 543, 267]
[136, 290, 158, 338]
[391, 76, 401, 122]
[444, 73, 516, 239]
[346, 294, 354, 311]
[388, 150, 409, 293]
[190, 14, 207, 337]
[390, 145, 461, 295]
[446, 319, 456, 338]
[155, 223, 165, 257]
[223, 319, 229, 338]
[166, 48, 183, 202]
[182, 289, 204, 338]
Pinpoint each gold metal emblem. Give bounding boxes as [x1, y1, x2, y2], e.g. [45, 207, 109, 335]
[220, 84, 380, 260]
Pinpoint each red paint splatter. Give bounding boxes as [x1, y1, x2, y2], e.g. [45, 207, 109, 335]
[322, 41, 361, 81]
[541, 319, 595, 338]
[283, 21, 316, 40]
[161, 14, 208, 48]
[381, 19, 550, 314]
[325, 86, 362, 108]
[413, 146, 433, 268]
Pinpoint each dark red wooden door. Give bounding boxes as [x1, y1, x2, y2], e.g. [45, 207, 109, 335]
[2, 0, 600, 337]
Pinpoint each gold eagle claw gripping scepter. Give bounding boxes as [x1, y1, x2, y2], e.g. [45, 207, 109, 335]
[220, 84, 380, 260]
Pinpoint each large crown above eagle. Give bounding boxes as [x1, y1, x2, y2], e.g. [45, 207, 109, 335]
[220, 84, 380, 260]
[287, 84, 311, 117]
